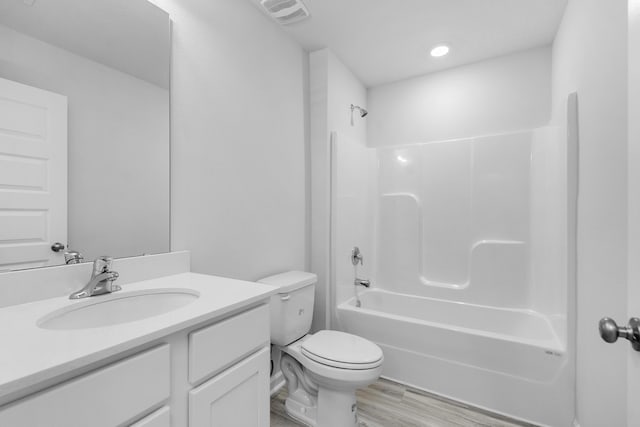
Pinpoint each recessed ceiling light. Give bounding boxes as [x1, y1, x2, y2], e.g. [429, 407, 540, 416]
[430, 45, 450, 58]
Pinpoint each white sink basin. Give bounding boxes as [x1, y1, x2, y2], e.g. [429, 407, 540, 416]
[38, 288, 200, 330]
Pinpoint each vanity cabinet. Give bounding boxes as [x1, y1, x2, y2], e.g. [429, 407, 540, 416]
[0, 303, 271, 427]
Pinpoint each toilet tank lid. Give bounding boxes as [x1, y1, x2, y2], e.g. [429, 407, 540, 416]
[258, 271, 317, 294]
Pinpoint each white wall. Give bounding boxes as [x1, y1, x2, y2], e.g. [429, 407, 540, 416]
[629, 1, 640, 425]
[325, 52, 368, 145]
[551, 0, 628, 425]
[310, 49, 368, 329]
[0, 24, 170, 261]
[368, 47, 552, 147]
[150, 0, 307, 280]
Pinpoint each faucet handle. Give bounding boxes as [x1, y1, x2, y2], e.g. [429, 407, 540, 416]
[64, 251, 84, 265]
[351, 247, 364, 266]
[93, 256, 114, 274]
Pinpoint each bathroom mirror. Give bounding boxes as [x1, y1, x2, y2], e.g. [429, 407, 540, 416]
[0, 0, 171, 271]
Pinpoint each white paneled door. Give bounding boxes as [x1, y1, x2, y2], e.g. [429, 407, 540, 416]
[0, 77, 67, 271]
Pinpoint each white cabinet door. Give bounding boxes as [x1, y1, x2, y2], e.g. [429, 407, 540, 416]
[189, 347, 269, 427]
[0, 77, 67, 271]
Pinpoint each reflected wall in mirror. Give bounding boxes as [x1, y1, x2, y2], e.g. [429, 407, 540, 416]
[0, 0, 171, 271]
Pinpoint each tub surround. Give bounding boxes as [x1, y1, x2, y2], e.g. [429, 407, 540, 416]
[331, 125, 573, 425]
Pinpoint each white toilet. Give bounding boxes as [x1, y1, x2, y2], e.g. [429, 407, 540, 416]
[259, 271, 383, 427]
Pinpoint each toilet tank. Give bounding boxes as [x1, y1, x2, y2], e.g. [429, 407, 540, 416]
[259, 271, 316, 346]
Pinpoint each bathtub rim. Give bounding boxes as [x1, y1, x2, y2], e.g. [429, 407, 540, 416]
[337, 288, 565, 353]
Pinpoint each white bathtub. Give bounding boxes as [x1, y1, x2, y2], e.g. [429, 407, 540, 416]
[337, 289, 573, 427]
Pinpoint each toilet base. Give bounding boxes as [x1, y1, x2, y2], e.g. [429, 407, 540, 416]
[284, 387, 359, 427]
[284, 388, 317, 426]
[316, 387, 359, 427]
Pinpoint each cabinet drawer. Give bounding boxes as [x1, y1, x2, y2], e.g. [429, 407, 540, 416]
[189, 304, 269, 384]
[130, 406, 170, 427]
[0, 345, 170, 427]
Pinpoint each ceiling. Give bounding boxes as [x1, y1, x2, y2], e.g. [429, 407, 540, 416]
[0, 0, 171, 88]
[277, 0, 568, 87]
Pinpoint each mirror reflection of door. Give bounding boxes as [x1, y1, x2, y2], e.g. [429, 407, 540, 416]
[0, 77, 67, 271]
[0, 0, 170, 271]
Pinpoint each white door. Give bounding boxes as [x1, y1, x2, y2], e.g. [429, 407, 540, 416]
[188, 347, 270, 427]
[0, 77, 67, 271]
[628, 1, 640, 425]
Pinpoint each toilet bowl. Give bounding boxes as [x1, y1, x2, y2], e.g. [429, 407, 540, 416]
[259, 271, 383, 427]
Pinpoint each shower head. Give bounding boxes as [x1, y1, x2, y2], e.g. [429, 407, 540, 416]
[350, 104, 368, 126]
[351, 104, 368, 118]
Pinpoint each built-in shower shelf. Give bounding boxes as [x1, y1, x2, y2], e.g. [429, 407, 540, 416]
[471, 239, 525, 249]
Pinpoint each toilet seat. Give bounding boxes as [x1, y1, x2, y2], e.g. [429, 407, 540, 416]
[301, 330, 383, 370]
[283, 334, 384, 391]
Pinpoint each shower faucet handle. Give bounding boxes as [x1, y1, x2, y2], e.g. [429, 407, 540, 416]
[351, 247, 363, 266]
[599, 317, 640, 351]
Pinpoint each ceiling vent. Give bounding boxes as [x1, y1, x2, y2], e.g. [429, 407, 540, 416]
[258, 0, 310, 25]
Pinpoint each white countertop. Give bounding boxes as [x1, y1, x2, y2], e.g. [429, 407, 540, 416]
[0, 272, 277, 403]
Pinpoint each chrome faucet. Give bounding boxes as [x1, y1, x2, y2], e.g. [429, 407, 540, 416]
[64, 250, 84, 265]
[354, 278, 370, 308]
[69, 256, 120, 299]
[354, 278, 370, 288]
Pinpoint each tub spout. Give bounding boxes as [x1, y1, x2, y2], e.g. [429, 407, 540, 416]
[355, 278, 370, 288]
[354, 278, 369, 308]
